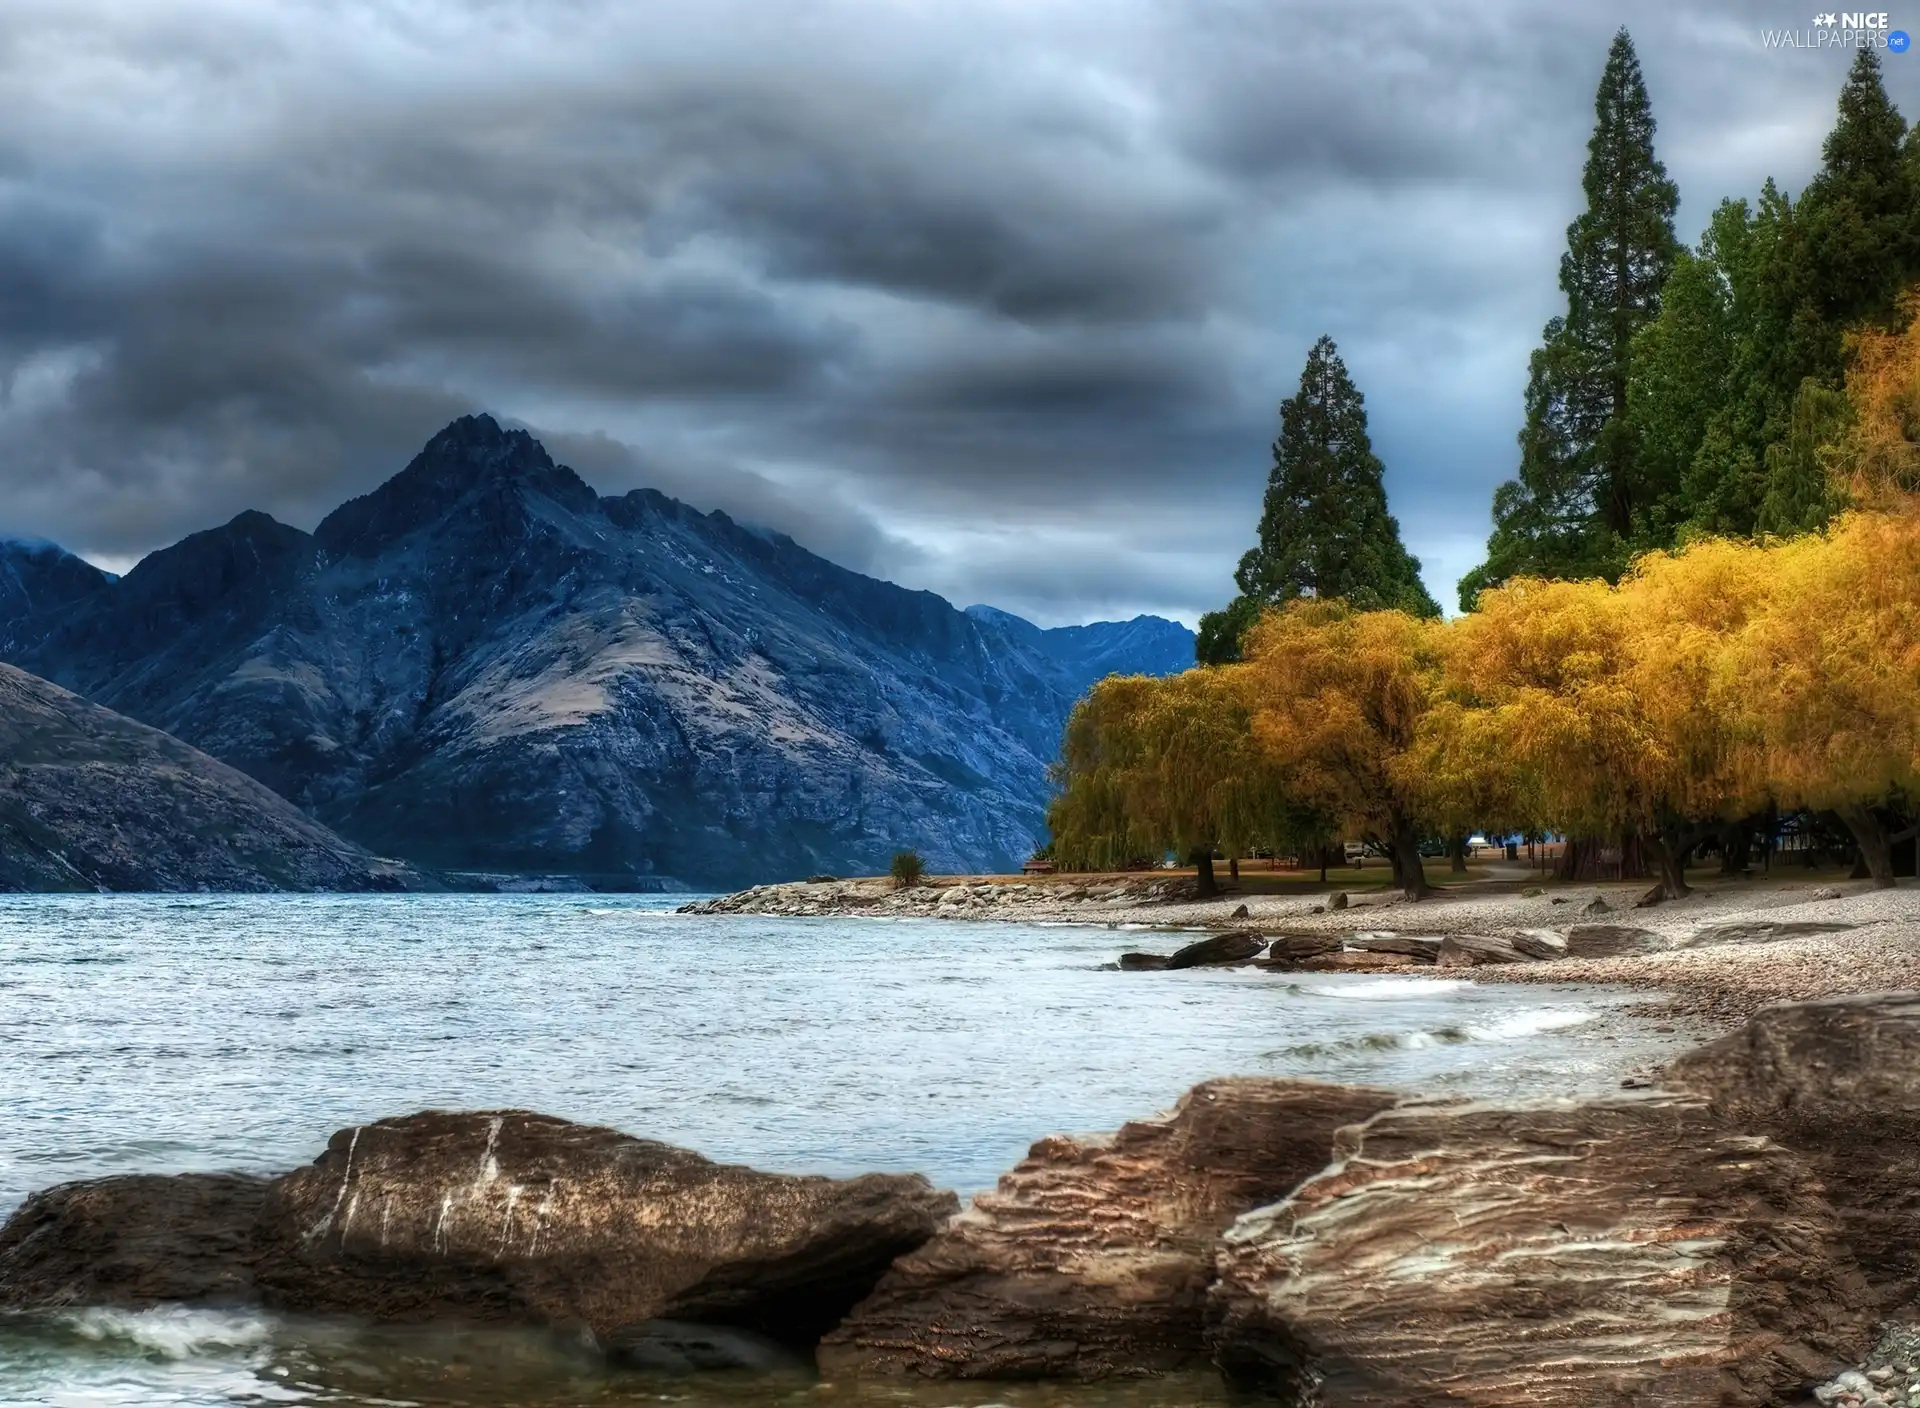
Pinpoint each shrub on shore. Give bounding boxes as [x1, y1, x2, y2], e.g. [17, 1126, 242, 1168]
[890, 851, 926, 889]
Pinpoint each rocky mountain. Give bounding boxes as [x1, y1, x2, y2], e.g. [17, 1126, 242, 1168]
[0, 539, 111, 622]
[0, 664, 416, 892]
[1, 416, 1193, 888]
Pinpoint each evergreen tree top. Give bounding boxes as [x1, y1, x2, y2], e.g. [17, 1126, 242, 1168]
[1561, 28, 1679, 332]
[1816, 48, 1907, 196]
[1233, 336, 1438, 619]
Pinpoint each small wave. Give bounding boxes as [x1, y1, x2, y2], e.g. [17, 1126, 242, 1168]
[1268, 1027, 1471, 1059]
[1300, 977, 1476, 1000]
[60, 1305, 278, 1359]
[1464, 1009, 1597, 1041]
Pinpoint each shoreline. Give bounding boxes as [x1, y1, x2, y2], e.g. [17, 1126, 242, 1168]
[683, 872, 1920, 1029]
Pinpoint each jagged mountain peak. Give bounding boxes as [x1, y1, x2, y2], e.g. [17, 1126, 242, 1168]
[315, 414, 600, 559]
[3, 417, 1199, 886]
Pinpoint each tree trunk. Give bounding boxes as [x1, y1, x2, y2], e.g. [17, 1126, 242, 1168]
[1556, 833, 1651, 882]
[1228, 855, 1239, 883]
[1448, 834, 1468, 874]
[1191, 847, 1218, 898]
[1388, 821, 1432, 901]
[1316, 843, 1329, 885]
[1837, 804, 1898, 889]
[1717, 821, 1751, 876]
[1652, 832, 1694, 901]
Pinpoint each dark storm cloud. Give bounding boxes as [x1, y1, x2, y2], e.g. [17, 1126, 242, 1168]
[0, 0, 1910, 617]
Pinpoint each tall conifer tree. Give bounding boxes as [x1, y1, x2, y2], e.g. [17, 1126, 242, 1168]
[1197, 336, 1436, 664]
[1460, 28, 1678, 606]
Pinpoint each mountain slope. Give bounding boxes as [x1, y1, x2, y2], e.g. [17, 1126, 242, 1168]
[0, 664, 415, 892]
[0, 540, 110, 622]
[2, 417, 1192, 887]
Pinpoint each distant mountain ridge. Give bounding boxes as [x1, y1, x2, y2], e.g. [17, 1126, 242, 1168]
[1, 416, 1193, 887]
[0, 663, 415, 893]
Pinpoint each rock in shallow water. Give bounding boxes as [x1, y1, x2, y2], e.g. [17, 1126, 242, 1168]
[817, 1078, 1396, 1380]
[253, 1110, 958, 1344]
[0, 1111, 958, 1355]
[1208, 1091, 1874, 1407]
[0, 1172, 269, 1308]
[1164, 931, 1267, 969]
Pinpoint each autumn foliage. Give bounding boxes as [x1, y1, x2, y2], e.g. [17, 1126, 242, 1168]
[1053, 291, 1920, 897]
[1051, 508, 1920, 897]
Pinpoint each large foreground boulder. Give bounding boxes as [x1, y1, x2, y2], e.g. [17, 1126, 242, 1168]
[252, 1110, 958, 1344]
[817, 1078, 1396, 1380]
[1668, 992, 1920, 1317]
[0, 1172, 268, 1308]
[1209, 1093, 1874, 1407]
[1, 1110, 958, 1354]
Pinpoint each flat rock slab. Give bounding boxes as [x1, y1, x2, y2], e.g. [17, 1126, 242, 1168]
[1669, 992, 1920, 1316]
[818, 1078, 1397, 1381]
[1682, 919, 1858, 947]
[1437, 933, 1527, 967]
[1342, 933, 1442, 960]
[253, 1110, 958, 1344]
[0, 1172, 269, 1309]
[1209, 1092, 1874, 1407]
[1562, 922, 1665, 959]
[1295, 950, 1418, 972]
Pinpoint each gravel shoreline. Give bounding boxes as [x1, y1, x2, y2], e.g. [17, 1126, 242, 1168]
[683, 872, 1920, 1029]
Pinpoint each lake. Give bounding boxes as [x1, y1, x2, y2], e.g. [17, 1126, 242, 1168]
[0, 893, 1699, 1406]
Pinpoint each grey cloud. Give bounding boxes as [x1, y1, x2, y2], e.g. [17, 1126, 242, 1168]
[0, 0, 1911, 617]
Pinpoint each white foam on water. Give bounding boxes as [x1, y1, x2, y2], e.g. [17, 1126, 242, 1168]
[60, 1305, 278, 1360]
[1301, 977, 1477, 1000]
[1465, 1008, 1598, 1041]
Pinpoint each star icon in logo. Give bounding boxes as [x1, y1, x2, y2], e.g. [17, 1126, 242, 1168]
[1813, 11, 1837, 23]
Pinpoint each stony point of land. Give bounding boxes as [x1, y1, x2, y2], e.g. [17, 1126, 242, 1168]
[681, 871, 1920, 1026]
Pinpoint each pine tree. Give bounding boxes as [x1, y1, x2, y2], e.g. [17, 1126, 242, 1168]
[1461, 29, 1678, 604]
[1198, 337, 1437, 662]
[1769, 49, 1914, 402]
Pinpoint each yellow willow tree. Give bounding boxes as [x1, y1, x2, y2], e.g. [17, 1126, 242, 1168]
[1441, 540, 1772, 900]
[1242, 601, 1446, 900]
[1829, 291, 1920, 509]
[1726, 512, 1920, 885]
[1048, 667, 1306, 896]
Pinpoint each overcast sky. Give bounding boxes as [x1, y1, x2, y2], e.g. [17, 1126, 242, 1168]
[1, 0, 1912, 625]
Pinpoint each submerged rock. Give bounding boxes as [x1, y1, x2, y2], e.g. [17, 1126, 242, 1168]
[1668, 993, 1920, 1317]
[1209, 1092, 1874, 1406]
[1118, 952, 1170, 971]
[1164, 931, 1266, 969]
[602, 1319, 809, 1374]
[0, 1172, 269, 1309]
[818, 1078, 1397, 1380]
[252, 1110, 957, 1344]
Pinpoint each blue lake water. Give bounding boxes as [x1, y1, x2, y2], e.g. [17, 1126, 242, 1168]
[0, 893, 1700, 1406]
